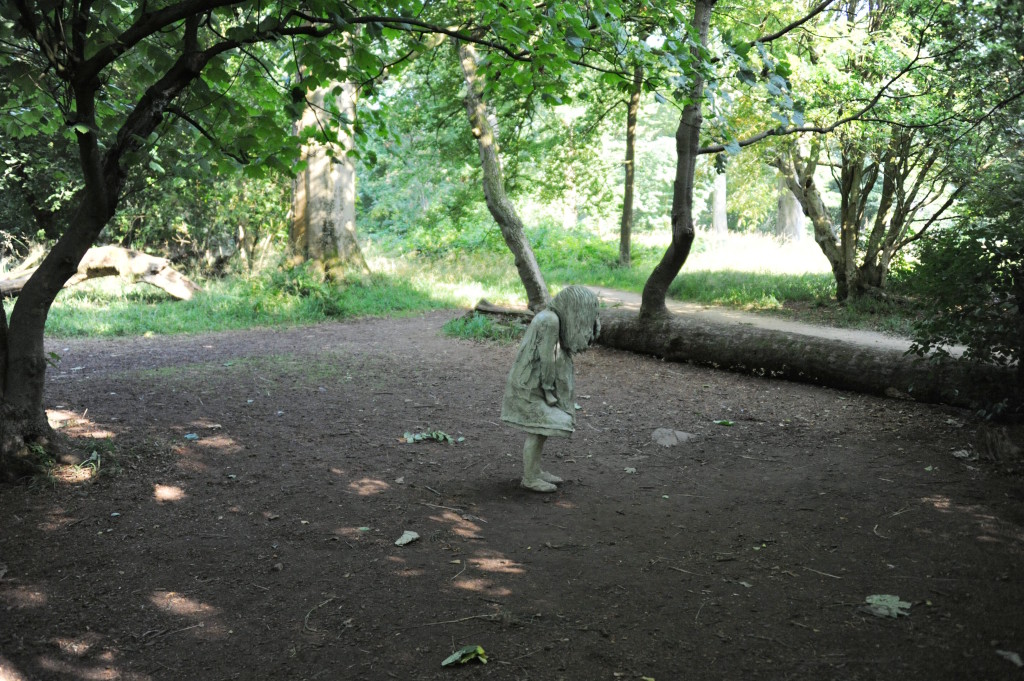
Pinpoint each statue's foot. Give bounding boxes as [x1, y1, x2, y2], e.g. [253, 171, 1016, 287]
[539, 471, 563, 484]
[521, 477, 557, 493]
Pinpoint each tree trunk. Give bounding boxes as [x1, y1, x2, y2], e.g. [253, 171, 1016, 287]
[774, 146, 850, 300]
[598, 308, 1018, 413]
[711, 171, 728, 238]
[775, 174, 804, 241]
[640, 0, 716, 319]
[619, 65, 643, 267]
[291, 83, 368, 279]
[1, 14, 217, 479]
[457, 41, 549, 311]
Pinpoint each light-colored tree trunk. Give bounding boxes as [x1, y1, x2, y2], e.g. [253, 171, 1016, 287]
[775, 174, 805, 241]
[711, 171, 728, 238]
[291, 83, 368, 279]
[619, 65, 644, 267]
[457, 41, 549, 311]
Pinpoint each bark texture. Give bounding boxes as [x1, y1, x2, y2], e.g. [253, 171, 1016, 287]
[598, 309, 1019, 412]
[0, 246, 200, 300]
[291, 83, 368, 278]
[619, 65, 643, 267]
[640, 0, 716, 318]
[775, 174, 805, 241]
[457, 41, 549, 311]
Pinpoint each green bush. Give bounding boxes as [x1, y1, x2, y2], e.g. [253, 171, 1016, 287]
[907, 152, 1023, 413]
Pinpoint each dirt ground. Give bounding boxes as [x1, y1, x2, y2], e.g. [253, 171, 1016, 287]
[1, 310, 1023, 681]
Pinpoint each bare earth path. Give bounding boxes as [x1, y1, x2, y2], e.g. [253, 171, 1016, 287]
[1, 310, 1022, 681]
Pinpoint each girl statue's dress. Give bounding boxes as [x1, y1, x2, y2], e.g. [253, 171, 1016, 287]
[500, 286, 600, 492]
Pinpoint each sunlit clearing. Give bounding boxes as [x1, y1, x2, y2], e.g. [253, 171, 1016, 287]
[0, 586, 47, 608]
[687, 232, 831, 275]
[452, 577, 512, 597]
[430, 511, 482, 539]
[150, 591, 219, 618]
[153, 484, 186, 503]
[469, 555, 524, 575]
[348, 478, 389, 496]
[0, 654, 31, 681]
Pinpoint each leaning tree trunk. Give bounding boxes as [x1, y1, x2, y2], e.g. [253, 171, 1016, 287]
[774, 145, 850, 300]
[640, 0, 716, 319]
[619, 64, 643, 267]
[457, 40, 549, 311]
[1, 14, 221, 479]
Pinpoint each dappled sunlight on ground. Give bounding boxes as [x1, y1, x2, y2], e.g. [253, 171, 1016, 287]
[451, 576, 513, 598]
[51, 633, 105, 659]
[333, 525, 371, 540]
[429, 510, 483, 539]
[922, 495, 1024, 544]
[153, 484, 187, 503]
[36, 655, 145, 681]
[0, 654, 30, 681]
[348, 477, 389, 496]
[468, 552, 525, 575]
[0, 584, 48, 609]
[150, 591, 219, 618]
[47, 408, 116, 440]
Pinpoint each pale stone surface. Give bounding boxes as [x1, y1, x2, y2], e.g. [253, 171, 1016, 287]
[652, 428, 697, 447]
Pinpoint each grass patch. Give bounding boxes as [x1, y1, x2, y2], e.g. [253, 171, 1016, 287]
[37, 265, 461, 338]
[442, 312, 527, 344]
[669, 269, 835, 310]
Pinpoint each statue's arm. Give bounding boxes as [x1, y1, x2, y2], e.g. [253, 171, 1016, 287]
[536, 313, 560, 405]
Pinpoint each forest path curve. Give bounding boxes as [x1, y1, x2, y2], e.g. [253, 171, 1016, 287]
[588, 285, 946, 355]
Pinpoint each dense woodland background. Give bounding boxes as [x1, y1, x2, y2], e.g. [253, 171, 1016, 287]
[1, 0, 1022, 477]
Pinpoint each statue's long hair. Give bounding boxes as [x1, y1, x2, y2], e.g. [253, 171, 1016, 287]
[548, 286, 601, 354]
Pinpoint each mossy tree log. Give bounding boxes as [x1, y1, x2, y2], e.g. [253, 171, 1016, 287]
[598, 309, 1019, 413]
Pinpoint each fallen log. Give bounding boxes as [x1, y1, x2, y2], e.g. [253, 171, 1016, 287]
[0, 246, 200, 301]
[598, 308, 1019, 413]
[473, 298, 535, 319]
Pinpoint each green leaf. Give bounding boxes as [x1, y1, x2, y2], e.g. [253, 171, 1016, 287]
[862, 594, 911, 618]
[714, 419, 735, 426]
[441, 644, 488, 667]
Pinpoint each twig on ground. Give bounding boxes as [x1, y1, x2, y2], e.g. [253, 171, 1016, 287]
[802, 566, 842, 579]
[402, 613, 500, 629]
[694, 601, 707, 625]
[303, 597, 337, 633]
[669, 566, 706, 577]
[872, 524, 890, 539]
[425, 486, 442, 496]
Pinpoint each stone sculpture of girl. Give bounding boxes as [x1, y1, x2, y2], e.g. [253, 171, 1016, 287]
[501, 286, 601, 492]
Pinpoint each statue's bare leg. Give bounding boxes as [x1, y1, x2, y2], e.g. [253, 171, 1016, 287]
[521, 434, 559, 492]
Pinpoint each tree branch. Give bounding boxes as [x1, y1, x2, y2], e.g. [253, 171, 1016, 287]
[753, 0, 838, 45]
